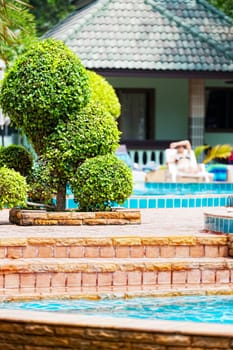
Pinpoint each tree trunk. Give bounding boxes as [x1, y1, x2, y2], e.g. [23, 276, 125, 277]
[56, 181, 67, 211]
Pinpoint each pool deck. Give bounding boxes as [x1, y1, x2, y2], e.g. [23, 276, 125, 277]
[1, 207, 233, 347]
[0, 208, 213, 237]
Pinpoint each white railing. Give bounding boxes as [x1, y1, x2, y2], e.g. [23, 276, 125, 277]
[128, 149, 165, 167]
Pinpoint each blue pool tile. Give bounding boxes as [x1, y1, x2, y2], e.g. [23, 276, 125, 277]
[181, 198, 188, 208]
[188, 198, 195, 208]
[174, 198, 181, 208]
[129, 199, 138, 209]
[229, 220, 233, 234]
[220, 197, 227, 206]
[201, 197, 209, 207]
[148, 199, 156, 208]
[139, 199, 148, 208]
[158, 198, 165, 208]
[195, 198, 201, 207]
[165, 198, 174, 208]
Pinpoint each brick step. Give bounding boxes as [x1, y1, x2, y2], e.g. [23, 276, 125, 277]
[0, 235, 229, 259]
[0, 257, 233, 297]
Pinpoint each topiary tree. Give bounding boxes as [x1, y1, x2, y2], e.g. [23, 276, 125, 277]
[39, 101, 121, 209]
[0, 167, 27, 209]
[0, 38, 132, 211]
[87, 70, 121, 119]
[70, 154, 133, 211]
[0, 144, 33, 176]
[0, 38, 90, 155]
[0, 38, 90, 210]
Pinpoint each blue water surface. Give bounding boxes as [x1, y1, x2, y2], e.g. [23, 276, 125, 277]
[1, 295, 233, 325]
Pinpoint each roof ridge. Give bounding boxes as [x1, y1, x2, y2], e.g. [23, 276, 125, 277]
[197, 0, 233, 25]
[68, 0, 112, 40]
[145, 0, 233, 62]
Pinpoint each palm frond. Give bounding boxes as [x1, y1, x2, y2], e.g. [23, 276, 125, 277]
[203, 144, 233, 164]
[194, 145, 210, 160]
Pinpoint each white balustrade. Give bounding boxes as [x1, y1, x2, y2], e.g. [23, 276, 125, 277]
[128, 149, 165, 167]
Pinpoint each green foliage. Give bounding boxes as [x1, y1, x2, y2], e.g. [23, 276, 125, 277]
[194, 145, 210, 161]
[29, 0, 74, 36]
[194, 144, 233, 163]
[27, 162, 56, 205]
[0, 167, 27, 209]
[0, 38, 90, 154]
[71, 154, 133, 211]
[87, 70, 121, 119]
[203, 144, 233, 164]
[0, 0, 36, 63]
[0, 144, 33, 176]
[208, 0, 233, 18]
[44, 102, 120, 179]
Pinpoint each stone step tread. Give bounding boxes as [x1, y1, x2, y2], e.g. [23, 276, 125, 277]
[1, 257, 233, 273]
[0, 235, 228, 247]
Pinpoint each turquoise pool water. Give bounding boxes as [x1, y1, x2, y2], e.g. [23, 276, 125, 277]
[1, 295, 233, 324]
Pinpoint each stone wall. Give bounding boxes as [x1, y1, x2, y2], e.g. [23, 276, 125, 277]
[9, 208, 141, 226]
[0, 309, 233, 350]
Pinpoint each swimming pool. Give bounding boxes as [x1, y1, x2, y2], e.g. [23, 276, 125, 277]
[66, 182, 233, 209]
[1, 295, 233, 325]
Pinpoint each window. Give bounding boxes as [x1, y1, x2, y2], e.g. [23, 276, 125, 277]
[205, 88, 233, 130]
[116, 88, 154, 144]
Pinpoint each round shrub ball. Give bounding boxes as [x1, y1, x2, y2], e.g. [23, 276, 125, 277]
[45, 102, 120, 174]
[0, 38, 90, 153]
[0, 167, 28, 209]
[71, 154, 133, 211]
[87, 70, 121, 119]
[0, 145, 33, 177]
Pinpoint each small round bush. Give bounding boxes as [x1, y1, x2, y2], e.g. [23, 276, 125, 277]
[71, 154, 133, 211]
[0, 38, 90, 154]
[44, 102, 120, 177]
[0, 145, 33, 177]
[0, 167, 28, 209]
[87, 70, 121, 119]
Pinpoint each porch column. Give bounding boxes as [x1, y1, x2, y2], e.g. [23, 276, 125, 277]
[189, 79, 205, 149]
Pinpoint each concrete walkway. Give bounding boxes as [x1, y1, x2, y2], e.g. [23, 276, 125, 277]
[0, 208, 216, 238]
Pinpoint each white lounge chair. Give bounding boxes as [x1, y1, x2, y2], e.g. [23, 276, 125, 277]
[165, 148, 210, 182]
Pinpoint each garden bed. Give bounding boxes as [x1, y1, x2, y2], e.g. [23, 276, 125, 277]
[9, 208, 141, 226]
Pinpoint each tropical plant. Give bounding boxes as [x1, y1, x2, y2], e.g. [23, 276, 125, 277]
[0, 144, 33, 176]
[0, 167, 27, 209]
[70, 154, 133, 211]
[194, 144, 233, 164]
[0, 0, 36, 63]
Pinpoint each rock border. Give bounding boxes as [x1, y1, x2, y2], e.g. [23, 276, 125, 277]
[9, 208, 141, 226]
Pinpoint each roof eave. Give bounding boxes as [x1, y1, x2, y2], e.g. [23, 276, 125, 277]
[93, 69, 233, 80]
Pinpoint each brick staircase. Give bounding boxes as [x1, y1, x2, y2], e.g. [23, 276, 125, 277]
[0, 232, 232, 299]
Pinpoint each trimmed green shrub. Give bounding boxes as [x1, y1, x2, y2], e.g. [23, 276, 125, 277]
[87, 70, 121, 119]
[0, 38, 90, 154]
[0, 167, 27, 209]
[27, 162, 56, 205]
[44, 102, 120, 179]
[0, 145, 33, 177]
[71, 154, 133, 211]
